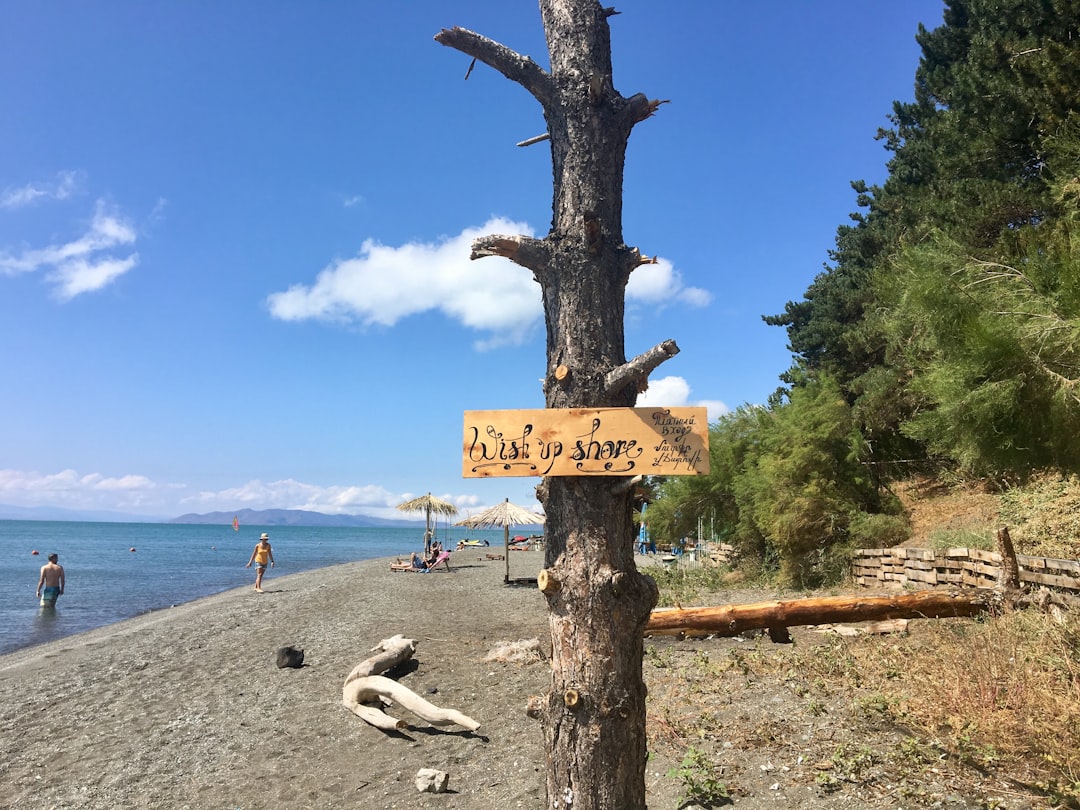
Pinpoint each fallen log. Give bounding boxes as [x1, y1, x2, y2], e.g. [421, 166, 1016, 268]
[645, 589, 996, 638]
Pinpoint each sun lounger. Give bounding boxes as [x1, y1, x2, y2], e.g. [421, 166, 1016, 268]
[426, 551, 452, 572]
[390, 551, 451, 572]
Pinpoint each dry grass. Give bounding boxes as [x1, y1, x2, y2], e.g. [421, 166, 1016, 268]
[645, 608, 1080, 806]
[643, 474, 1080, 806]
[802, 611, 1080, 801]
[895, 473, 1080, 560]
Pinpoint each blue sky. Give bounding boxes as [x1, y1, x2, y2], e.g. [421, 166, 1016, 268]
[1, 1, 945, 521]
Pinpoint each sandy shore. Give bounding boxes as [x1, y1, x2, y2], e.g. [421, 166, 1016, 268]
[0, 548, 555, 809]
[1, 546, 1039, 810]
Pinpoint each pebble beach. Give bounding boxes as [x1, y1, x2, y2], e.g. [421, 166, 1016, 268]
[0, 548, 554, 809]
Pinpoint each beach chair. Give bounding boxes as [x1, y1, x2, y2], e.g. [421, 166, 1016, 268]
[390, 552, 430, 572]
[426, 551, 452, 572]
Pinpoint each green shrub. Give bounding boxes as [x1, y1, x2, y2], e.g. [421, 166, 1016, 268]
[847, 511, 910, 547]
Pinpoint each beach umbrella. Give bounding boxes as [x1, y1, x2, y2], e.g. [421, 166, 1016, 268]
[396, 493, 458, 554]
[456, 498, 546, 582]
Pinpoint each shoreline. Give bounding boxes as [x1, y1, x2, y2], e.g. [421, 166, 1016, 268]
[0, 547, 554, 809]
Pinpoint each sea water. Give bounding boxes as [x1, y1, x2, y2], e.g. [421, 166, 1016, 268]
[0, 520, 505, 656]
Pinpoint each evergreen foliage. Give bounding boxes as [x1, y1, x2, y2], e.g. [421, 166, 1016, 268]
[659, 0, 1080, 581]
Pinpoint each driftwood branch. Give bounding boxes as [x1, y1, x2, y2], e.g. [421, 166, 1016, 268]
[341, 635, 479, 732]
[605, 339, 680, 398]
[343, 675, 481, 732]
[470, 233, 551, 274]
[434, 27, 554, 107]
[344, 634, 416, 685]
[645, 590, 996, 638]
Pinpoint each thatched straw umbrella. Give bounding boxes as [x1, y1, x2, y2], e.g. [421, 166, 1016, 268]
[456, 498, 546, 583]
[396, 493, 458, 554]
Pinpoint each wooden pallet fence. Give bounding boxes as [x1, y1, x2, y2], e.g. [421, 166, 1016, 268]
[853, 547, 1080, 594]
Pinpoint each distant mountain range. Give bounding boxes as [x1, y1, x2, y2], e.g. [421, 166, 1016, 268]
[168, 508, 420, 528]
[0, 503, 422, 528]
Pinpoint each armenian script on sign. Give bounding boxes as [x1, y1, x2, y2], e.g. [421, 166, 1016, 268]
[462, 407, 710, 478]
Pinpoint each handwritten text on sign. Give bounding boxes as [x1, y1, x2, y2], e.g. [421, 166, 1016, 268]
[462, 407, 710, 478]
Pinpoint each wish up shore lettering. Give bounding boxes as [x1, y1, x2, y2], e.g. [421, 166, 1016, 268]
[462, 407, 709, 478]
[466, 419, 642, 475]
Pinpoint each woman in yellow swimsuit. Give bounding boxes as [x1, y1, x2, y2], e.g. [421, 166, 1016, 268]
[246, 533, 275, 592]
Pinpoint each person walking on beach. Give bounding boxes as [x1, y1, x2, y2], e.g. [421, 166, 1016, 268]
[246, 533, 275, 592]
[36, 553, 65, 607]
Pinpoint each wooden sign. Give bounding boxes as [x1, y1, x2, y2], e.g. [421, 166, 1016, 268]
[463, 407, 709, 478]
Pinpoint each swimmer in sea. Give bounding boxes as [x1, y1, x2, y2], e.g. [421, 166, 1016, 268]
[36, 553, 65, 607]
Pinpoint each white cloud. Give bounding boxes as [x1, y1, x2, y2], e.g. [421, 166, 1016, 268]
[268, 217, 542, 346]
[50, 254, 139, 301]
[637, 375, 729, 422]
[626, 257, 711, 309]
[0, 467, 541, 521]
[182, 478, 406, 516]
[0, 468, 155, 495]
[0, 199, 139, 298]
[0, 468, 157, 513]
[0, 170, 81, 209]
[269, 218, 710, 347]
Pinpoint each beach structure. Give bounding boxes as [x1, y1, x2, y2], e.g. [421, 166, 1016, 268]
[396, 493, 458, 555]
[456, 499, 545, 583]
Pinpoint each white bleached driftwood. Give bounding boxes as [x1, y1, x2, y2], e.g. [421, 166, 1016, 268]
[341, 635, 480, 732]
[344, 634, 417, 685]
[343, 675, 480, 732]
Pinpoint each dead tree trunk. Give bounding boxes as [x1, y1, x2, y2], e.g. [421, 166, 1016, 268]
[996, 526, 1021, 596]
[645, 590, 996, 637]
[436, 4, 673, 807]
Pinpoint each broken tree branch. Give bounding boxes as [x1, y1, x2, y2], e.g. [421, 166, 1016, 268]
[434, 26, 554, 107]
[645, 590, 997, 638]
[517, 132, 551, 147]
[470, 233, 551, 274]
[624, 93, 670, 125]
[605, 339, 680, 399]
[630, 247, 659, 267]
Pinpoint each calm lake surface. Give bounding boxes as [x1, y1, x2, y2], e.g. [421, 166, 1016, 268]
[0, 520, 505, 655]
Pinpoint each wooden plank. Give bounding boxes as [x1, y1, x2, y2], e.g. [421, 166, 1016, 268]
[462, 407, 709, 478]
[904, 559, 935, 571]
[905, 569, 938, 585]
[1018, 570, 1080, 591]
[1018, 555, 1080, 575]
[969, 548, 1003, 563]
[905, 548, 937, 561]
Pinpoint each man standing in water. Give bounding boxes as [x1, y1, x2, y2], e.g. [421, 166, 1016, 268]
[36, 553, 65, 607]
[246, 533, 275, 592]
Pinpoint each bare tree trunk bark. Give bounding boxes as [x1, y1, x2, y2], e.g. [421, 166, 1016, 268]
[996, 526, 1021, 595]
[437, 3, 674, 806]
